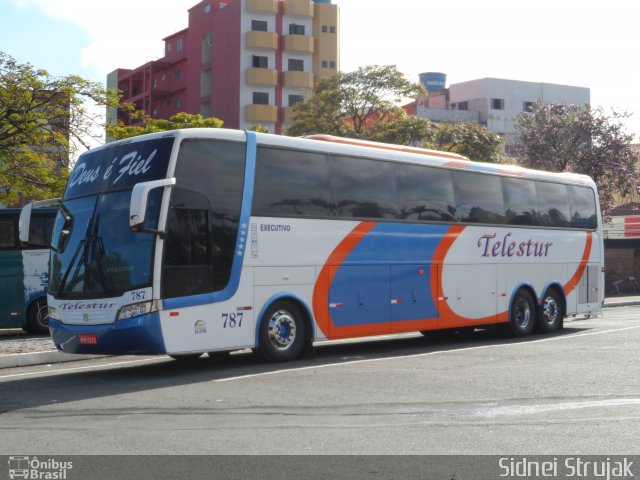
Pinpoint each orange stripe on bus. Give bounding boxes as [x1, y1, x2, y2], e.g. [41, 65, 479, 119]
[563, 231, 593, 296]
[312, 221, 377, 338]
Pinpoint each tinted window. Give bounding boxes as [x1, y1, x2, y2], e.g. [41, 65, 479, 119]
[164, 139, 246, 296]
[569, 185, 597, 229]
[452, 171, 505, 224]
[537, 182, 571, 228]
[502, 177, 540, 226]
[253, 148, 331, 217]
[0, 217, 16, 248]
[29, 214, 55, 248]
[331, 155, 399, 219]
[398, 164, 456, 221]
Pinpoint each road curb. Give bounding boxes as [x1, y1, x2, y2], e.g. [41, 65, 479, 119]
[603, 300, 640, 308]
[0, 351, 108, 369]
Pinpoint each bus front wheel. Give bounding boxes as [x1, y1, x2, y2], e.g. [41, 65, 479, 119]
[505, 290, 536, 337]
[258, 301, 306, 362]
[26, 298, 49, 334]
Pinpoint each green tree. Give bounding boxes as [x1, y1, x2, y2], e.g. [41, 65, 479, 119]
[0, 51, 117, 205]
[368, 109, 435, 146]
[423, 121, 505, 163]
[286, 65, 424, 139]
[106, 111, 224, 141]
[514, 101, 640, 216]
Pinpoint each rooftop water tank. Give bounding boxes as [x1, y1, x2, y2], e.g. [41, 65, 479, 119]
[419, 72, 447, 92]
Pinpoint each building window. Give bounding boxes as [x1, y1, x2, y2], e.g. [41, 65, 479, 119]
[322, 25, 328, 33]
[252, 20, 268, 31]
[289, 24, 305, 35]
[166, 42, 172, 53]
[252, 55, 268, 68]
[161, 73, 167, 81]
[288, 59, 304, 71]
[491, 98, 505, 110]
[152, 78, 157, 88]
[330, 26, 336, 33]
[204, 3, 211, 13]
[289, 94, 304, 106]
[175, 98, 181, 108]
[329, 61, 336, 68]
[458, 101, 468, 111]
[175, 68, 181, 79]
[253, 92, 269, 105]
[523, 101, 535, 112]
[321, 60, 328, 68]
[177, 38, 184, 51]
[152, 106, 158, 116]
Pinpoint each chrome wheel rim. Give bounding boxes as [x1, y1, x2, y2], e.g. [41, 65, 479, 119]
[268, 310, 297, 351]
[543, 296, 559, 325]
[514, 299, 532, 329]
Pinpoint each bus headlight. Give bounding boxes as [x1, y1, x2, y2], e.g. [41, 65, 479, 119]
[48, 306, 61, 321]
[116, 300, 160, 321]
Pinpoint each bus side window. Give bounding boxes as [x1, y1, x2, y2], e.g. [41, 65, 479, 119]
[163, 189, 214, 298]
[28, 215, 56, 248]
[0, 217, 17, 248]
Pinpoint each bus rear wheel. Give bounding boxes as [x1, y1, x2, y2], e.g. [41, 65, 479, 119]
[258, 301, 306, 362]
[505, 290, 536, 337]
[537, 289, 564, 333]
[26, 297, 49, 334]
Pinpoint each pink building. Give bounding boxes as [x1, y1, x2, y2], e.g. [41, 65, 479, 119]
[107, 0, 339, 134]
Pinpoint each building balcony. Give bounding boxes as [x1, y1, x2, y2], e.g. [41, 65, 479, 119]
[246, 0, 278, 14]
[283, 35, 314, 53]
[246, 31, 278, 50]
[246, 67, 278, 86]
[283, 71, 314, 89]
[284, 0, 313, 16]
[246, 104, 277, 123]
[283, 106, 296, 124]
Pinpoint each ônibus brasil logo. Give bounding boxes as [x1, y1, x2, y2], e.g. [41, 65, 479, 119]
[7, 456, 73, 479]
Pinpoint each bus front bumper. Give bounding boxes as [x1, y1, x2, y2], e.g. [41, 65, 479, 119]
[49, 313, 166, 355]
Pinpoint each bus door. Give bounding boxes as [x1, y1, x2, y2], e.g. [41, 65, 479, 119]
[390, 264, 438, 332]
[438, 264, 498, 328]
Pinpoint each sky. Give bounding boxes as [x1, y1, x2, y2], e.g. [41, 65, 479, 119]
[1, 0, 639, 142]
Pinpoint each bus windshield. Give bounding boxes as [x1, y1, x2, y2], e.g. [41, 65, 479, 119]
[48, 136, 173, 299]
[49, 189, 162, 298]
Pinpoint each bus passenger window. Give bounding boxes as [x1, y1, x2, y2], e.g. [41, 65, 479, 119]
[536, 182, 571, 228]
[0, 218, 16, 248]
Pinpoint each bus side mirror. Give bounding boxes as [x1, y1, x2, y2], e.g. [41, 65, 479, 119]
[130, 178, 176, 236]
[19, 198, 60, 244]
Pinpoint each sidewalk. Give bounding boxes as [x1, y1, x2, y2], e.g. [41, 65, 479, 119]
[1, 296, 639, 370]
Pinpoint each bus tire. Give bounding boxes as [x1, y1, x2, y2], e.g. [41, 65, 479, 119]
[537, 288, 564, 333]
[258, 301, 306, 362]
[505, 289, 536, 337]
[26, 297, 49, 334]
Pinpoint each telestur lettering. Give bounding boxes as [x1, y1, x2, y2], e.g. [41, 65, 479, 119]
[59, 302, 116, 310]
[478, 232, 553, 258]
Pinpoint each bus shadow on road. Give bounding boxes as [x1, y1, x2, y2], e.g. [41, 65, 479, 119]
[0, 325, 590, 415]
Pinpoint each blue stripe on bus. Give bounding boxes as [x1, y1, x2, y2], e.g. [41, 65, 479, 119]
[328, 223, 450, 327]
[49, 312, 166, 355]
[163, 131, 257, 310]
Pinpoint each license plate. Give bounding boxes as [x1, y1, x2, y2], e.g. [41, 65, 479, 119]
[78, 334, 98, 345]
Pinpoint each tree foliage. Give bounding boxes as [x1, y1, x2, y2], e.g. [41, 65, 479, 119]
[0, 51, 118, 205]
[423, 121, 505, 163]
[286, 65, 424, 139]
[514, 101, 640, 216]
[106, 111, 224, 141]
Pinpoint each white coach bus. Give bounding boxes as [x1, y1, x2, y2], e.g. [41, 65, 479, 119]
[21, 129, 603, 361]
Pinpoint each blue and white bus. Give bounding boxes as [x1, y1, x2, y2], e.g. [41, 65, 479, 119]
[1, 207, 56, 333]
[20, 129, 604, 361]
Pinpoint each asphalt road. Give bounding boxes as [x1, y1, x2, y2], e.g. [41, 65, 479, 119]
[1, 306, 639, 456]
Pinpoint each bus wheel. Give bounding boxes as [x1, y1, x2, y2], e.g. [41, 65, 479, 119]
[505, 290, 535, 337]
[537, 289, 564, 333]
[258, 301, 306, 362]
[26, 298, 49, 334]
